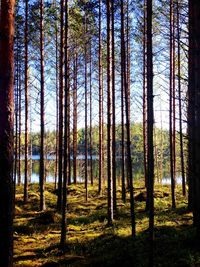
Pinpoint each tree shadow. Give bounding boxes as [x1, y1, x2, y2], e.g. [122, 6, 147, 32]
[14, 220, 200, 267]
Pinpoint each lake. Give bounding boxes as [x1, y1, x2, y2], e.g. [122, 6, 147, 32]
[15, 156, 184, 185]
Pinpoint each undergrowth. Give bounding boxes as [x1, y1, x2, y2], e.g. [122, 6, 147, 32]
[14, 182, 198, 267]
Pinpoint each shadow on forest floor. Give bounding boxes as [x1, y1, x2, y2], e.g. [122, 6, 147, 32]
[13, 183, 200, 267]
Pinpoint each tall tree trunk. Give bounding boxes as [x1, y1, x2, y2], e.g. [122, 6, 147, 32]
[0, 0, 15, 265]
[73, 51, 78, 184]
[89, 41, 93, 186]
[98, 0, 103, 195]
[121, 5, 126, 203]
[61, 0, 69, 249]
[176, 0, 186, 196]
[126, 0, 131, 189]
[172, 0, 176, 203]
[57, 0, 64, 211]
[14, 31, 19, 192]
[154, 129, 159, 181]
[146, 0, 154, 264]
[187, 0, 195, 212]
[121, 0, 135, 237]
[143, 0, 148, 188]
[29, 103, 32, 183]
[85, 13, 88, 201]
[24, 0, 29, 203]
[169, 0, 176, 209]
[18, 62, 22, 186]
[67, 77, 71, 186]
[188, 0, 200, 232]
[193, 0, 200, 235]
[111, 0, 117, 214]
[159, 104, 164, 183]
[106, 0, 114, 225]
[55, 21, 59, 190]
[39, 0, 46, 211]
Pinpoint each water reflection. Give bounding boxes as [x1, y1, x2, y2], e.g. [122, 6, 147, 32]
[16, 156, 183, 185]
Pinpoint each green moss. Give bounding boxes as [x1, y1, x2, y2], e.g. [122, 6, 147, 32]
[14, 182, 198, 267]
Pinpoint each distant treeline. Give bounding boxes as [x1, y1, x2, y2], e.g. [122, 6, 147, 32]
[17, 122, 186, 174]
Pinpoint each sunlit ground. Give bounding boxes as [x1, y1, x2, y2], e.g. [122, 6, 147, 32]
[14, 181, 197, 267]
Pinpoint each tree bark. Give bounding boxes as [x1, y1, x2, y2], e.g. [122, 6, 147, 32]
[39, 0, 46, 211]
[143, 0, 148, 188]
[169, 0, 176, 209]
[146, 0, 154, 264]
[187, 0, 195, 212]
[18, 61, 22, 186]
[111, 0, 117, 214]
[57, 0, 64, 211]
[73, 51, 78, 184]
[55, 20, 59, 190]
[121, 0, 135, 237]
[0, 0, 15, 265]
[193, 0, 200, 234]
[24, 0, 29, 203]
[176, 0, 186, 196]
[98, 0, 103, 195]
[188, 0, 200, 233]
[106, 0, 114, 225]
[89, 41, 93, 186]
[60, 0, 69, 249]
[121, 3, 126, 203]
[84, 12, 88, 201]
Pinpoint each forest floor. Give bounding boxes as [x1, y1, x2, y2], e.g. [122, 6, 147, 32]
[14, 181, 200, 267]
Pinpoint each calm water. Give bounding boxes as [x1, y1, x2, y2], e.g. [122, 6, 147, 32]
[16, 156, 183, 185]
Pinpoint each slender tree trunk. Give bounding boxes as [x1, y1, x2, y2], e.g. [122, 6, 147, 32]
[55, 22, 59, 190]
[89, 41, 93, 186]
[169, 0, 176, 209]
[146, 0, 154, 264]
[98, 0, 103, 195]
[121, 0, 135, 237]
[61, 0, 69, 250]
[67, 77, 71, 185]
[73, 51, 78, 184]
[39, 0, 46, 211]
[172, 0, 176, 202]
[18, 62, 22, 186]
[14, 33, 19, 191]
[188, 0, 194, 226]
[121, 7, 126, 203]
[159, 104, 164, 183]
[24, 0, 29, 203]
[126, 0, 131, 189]
[154, 129, 159, 181]
[107, 0, 114, 225]
[176, 0, 186, 196]
[0, 0, 15, 265]
[111, 0, 117, 214]
[29, 104, 32, 183]
[126, 0, 131, 119]
[192, 0, 200, 235]
[85, 13, 88, 201]
[188, 0, 200, 232]
[187, 0, 195, 212]
[143, 0, 148, 188]
[57, 0, 64, 211]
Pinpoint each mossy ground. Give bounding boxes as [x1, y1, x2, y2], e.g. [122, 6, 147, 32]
[14, 182, 199, 267]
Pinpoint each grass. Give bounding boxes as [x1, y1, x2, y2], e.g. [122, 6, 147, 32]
[14, 182, 199, 267]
